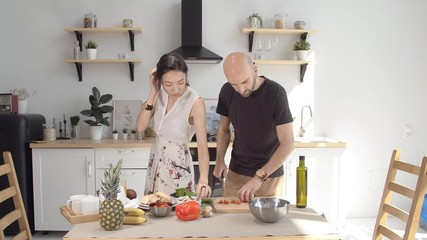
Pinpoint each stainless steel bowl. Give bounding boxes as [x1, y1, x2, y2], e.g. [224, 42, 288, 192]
[249, 197, 290, 223]
[149, 202, 173, 217]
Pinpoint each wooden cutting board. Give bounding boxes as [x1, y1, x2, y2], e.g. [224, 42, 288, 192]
[212, 197, 250, 213]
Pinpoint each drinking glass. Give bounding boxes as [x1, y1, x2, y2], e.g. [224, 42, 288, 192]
[264, 39, 272, 60]
[273, 37, 280, 60]
[254, 39, 263, 60]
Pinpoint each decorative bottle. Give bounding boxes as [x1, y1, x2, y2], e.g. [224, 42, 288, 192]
[296, 155, 307, 208]
[73, 40, 80, 59]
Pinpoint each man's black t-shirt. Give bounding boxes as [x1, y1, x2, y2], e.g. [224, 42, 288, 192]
[216, 76, 293, 178]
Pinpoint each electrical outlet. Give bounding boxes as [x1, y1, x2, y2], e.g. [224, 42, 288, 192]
[403, 125, 412, 139]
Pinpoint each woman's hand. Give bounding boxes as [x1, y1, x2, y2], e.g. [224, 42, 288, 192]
[195, 182, 212, 199]
[149, 68, 159, 93]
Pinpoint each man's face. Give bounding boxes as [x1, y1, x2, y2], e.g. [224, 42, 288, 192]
[228, 66, 257, 97]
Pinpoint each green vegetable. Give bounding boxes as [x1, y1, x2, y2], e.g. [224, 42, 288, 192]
[175, 188, 196, 197]
[201, 198, 212, 204]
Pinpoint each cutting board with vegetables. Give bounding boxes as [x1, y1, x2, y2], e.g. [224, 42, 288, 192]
[212, 197, 250, 213]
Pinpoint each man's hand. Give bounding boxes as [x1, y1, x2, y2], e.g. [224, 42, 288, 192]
[238, 177, 263, 202]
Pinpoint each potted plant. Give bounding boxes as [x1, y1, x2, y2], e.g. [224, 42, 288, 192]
[70, 115, 80, 139]
[112, 129, 119, 140]
[80, 87, 114, 140]
[130, 129, 136, 139]
[122, 128, 128, 140]
[248, 13, 263, 29]
[11, 88, 37, 114]
[85, 40, 98, 60]
[293, 40, 311, 61]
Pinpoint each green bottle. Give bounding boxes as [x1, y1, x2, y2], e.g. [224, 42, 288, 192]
[296, 156, 307, 208]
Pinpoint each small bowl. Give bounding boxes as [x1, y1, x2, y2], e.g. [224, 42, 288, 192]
[149, 202, 173, 217]
[249, 197, 290, 223]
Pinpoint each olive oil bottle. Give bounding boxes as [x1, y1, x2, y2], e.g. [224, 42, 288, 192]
[296, 156, 307, 208]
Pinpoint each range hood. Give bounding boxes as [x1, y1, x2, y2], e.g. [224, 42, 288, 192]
[170, 0, 223, 64]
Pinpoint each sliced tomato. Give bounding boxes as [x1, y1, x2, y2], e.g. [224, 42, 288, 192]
[218, 200, 224, 204]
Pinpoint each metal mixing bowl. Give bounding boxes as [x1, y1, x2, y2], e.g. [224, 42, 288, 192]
[249, 197, 290, 223]
[149, 202, 173, 217]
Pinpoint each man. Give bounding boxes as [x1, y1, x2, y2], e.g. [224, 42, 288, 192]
[213, 52, 295, 202]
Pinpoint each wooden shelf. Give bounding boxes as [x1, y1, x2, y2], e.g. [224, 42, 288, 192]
[65, 59, 142, 63]
[254, 60, 311, 65]
[242, 28, 318, 35]
[65, 27, 142, 51]
[65, 59, 142, 82]
[243, 28, 318, 82]
[64, 27, 142, 33]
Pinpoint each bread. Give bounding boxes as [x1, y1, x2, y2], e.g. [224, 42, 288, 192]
[140, 191, 171, 205]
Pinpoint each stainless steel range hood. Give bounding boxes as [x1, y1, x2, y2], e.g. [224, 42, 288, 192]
[170, 0, 223, 64]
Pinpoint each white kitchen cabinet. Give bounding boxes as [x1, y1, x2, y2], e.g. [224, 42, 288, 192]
[283, 148, 346, 228]
[95, 148, 149, 198]
[32, 148, 95, 231]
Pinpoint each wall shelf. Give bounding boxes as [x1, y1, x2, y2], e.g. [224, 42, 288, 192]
[64, 27, 142, 51]
[65, 59, 142, 82]
[242, 28, 318, 82]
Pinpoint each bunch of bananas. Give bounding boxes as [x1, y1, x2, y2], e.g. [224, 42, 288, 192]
[123, 208, 146, 225]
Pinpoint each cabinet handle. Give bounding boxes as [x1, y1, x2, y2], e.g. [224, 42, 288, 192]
[88, 161, 92, 177]
[119, 149, 135, 154]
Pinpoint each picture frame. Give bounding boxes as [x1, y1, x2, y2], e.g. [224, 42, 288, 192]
[204, 98, 220, 141]
[112, 100, 143, 132]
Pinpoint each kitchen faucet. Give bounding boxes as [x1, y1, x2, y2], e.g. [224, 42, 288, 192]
[298, 105, 312, 137]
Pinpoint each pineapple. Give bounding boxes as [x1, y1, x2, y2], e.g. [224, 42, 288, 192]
[99, 159, 124, 231]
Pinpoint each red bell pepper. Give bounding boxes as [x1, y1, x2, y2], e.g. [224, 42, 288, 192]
[175, 200, 200, 221]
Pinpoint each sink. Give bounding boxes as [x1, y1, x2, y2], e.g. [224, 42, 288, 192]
[294, 137, 339, 143]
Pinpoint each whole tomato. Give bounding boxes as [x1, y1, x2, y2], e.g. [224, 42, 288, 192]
[175, 201, 200, 221]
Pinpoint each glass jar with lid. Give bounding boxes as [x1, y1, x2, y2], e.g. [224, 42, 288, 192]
[274, 13, 287, 29]
[84, 12, 97, 28]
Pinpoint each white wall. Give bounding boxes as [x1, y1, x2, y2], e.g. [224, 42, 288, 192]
[1, 0, 427, 218]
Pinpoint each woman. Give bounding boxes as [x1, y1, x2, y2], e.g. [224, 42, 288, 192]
[136, 53, 211, 199]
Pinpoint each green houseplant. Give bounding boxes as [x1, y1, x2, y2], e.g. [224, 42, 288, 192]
[122, 128, 128, 140]
[248, 13, 263, 29]
[112, 129, 119, 140]
[70, 115, 80, 139]
[293, 40, 311, 61]
[81, 87, 114, 139]
[85, 40, 98, 59]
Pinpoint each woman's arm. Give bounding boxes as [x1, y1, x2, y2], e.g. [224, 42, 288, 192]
[190, 97, 211, 198]
[136, 69, 158, 132]
[213, 116, 230, 180]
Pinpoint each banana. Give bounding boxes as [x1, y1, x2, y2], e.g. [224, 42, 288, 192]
[124, 208, 145, 217]
[123, 216, 147, 225]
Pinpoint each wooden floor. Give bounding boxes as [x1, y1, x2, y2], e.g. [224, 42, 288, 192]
[6, 217, 427, 240]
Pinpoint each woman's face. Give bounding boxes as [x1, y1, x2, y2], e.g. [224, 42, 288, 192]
[161, 70, 187, 97]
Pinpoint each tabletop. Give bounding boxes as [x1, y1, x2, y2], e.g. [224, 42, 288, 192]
[63, 206, 342, 240]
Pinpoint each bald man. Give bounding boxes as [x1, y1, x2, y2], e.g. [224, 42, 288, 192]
[213, 52, 295, 202]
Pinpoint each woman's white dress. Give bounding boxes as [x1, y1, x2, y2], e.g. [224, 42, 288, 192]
[144, 87, 200, 195]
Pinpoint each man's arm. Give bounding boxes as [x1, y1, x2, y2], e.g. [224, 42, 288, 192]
[213, 115, 231, 180]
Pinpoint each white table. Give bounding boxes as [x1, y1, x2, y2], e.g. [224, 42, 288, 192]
[64, 206, 342, 240]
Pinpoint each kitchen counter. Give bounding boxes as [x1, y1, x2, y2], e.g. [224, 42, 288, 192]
[30, 138, 347, 149]
[63, 206, 342, 240]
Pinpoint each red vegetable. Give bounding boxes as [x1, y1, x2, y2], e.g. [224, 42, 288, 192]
[175, 201, 200, 221]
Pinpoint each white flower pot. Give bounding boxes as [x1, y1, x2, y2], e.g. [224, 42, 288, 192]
[112, 133, 118, 140]
[18, 100, 28, 114]
[122, 133, 128, 140]
[86, 49, 97, 60]
[295, 50, 309, 61]
[89, 125, 103, 140]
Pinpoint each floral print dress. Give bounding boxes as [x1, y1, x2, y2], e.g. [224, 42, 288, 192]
[144, 87, 200, 196]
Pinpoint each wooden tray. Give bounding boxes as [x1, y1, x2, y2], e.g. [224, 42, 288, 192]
[60, 205, 99, 224]
[212, 197, 250, 213]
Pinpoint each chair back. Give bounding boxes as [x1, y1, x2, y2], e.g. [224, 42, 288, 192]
[373, 149, 427, 240]
[0, 151, 32, 240]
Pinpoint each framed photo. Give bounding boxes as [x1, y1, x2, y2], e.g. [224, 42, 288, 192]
[112, 100, 143, 132]
[204, 98, 220, 140]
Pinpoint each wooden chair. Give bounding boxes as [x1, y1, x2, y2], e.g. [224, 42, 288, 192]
[373, 149, 427, 240]
[0, 151, 32, 240]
